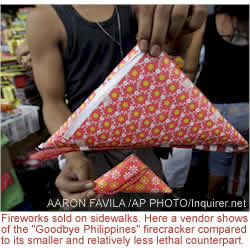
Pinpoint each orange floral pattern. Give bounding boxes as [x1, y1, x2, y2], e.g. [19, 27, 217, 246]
[94, 154, 172, 194]
[37, 45, 248, 159]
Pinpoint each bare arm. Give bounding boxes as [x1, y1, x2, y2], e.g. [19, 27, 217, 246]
[159, 22, 205, 82]
[26, 6, 71, 134]
[27, 6, 98, 203]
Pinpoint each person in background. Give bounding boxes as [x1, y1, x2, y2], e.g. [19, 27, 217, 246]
[187, 5, 249, 199]
[19, 5, 207, 209]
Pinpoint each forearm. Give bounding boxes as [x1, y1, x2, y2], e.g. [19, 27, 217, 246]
[43, 100, 85, 160]
[43, 100, 71, 134]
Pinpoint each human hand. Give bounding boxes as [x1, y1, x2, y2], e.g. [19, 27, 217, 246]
[15, 41, 32, 69]
[134, 5, 207, 56]
[55, 152, 102, 206]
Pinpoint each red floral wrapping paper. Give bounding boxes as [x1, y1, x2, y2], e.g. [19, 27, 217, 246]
[94, 154, 172, 194]
[31, 45, 248, 160]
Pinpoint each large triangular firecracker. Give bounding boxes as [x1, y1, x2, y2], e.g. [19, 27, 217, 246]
[31, 45, 248, 160]
[94, 154, 172, 194]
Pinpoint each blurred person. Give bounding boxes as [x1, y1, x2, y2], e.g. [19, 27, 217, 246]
[186, 5, 249, 199]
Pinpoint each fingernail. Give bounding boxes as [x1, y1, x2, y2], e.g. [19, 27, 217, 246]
[140, 39, 149, 51]
[87, 190, 95, 198]
[150, 44, 161, 57]
[85, 182, 94, 189]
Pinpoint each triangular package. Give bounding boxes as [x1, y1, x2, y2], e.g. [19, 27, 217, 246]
[94, 154, 172, 194]
[31, 46, 248, 160]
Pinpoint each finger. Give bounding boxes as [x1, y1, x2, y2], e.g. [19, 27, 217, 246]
[185, 5, 207, 32]
[27, 53, 32, 61]
[56, 174, 94, 193]
[16, 43, 29, 58]
[60, 190, 96, 210]
[61, 189, 97, 201]
[81, 190, 97, 200]
[137, 5, 155, 52]
[166, 5, 189, 55]
[17, 51, 26, 64]
[16, 54, 23, 64]
[16, 48, 29, 58]
[167, 5, 189, 41]
[60, 190, 86, 202]
[150, 5, 172, 56]
[22, 56, 30, 66]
